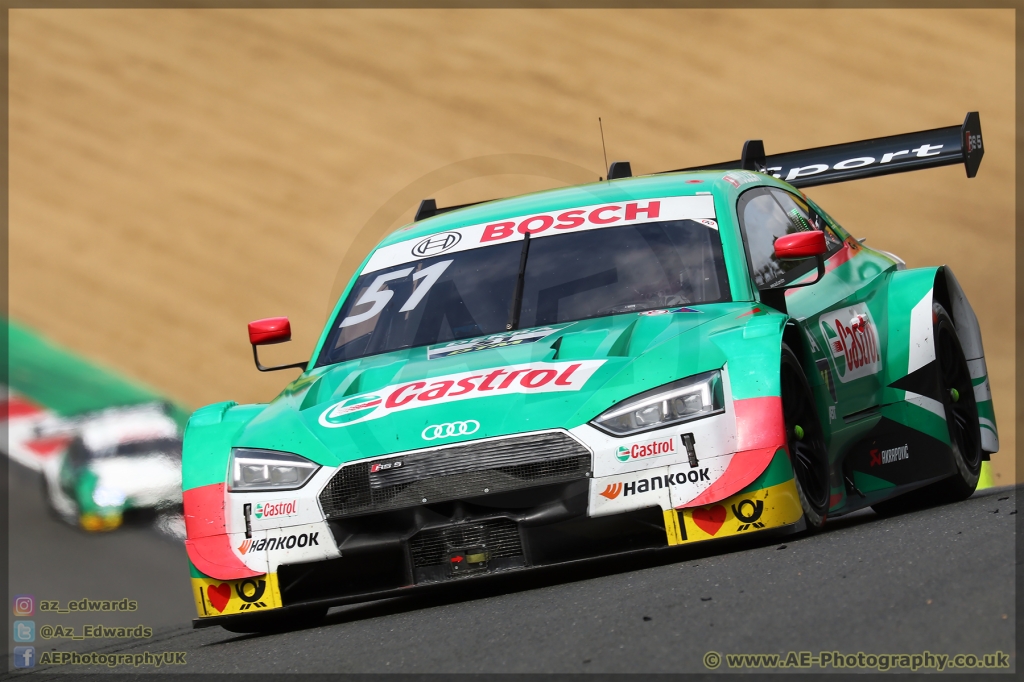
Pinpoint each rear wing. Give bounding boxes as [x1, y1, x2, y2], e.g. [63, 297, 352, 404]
[666, 112, 984, 187]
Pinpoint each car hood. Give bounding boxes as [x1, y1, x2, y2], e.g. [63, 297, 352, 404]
[234, 302, 762, 466]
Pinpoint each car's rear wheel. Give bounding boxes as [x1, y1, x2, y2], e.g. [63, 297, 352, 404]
[219, 606, 328, 634]
[931, 302, 984, 499]
[872, 302, 982, 516]
[781, 343, 830, 530]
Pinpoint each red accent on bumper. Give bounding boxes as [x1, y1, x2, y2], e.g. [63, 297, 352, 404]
[734, 396, 786, 452]
[184, 483, 228, 539]
[685, 446, 777, 507]
[184, 483, 261, 580]
[185, 536, 262, 580]
[683, 396, 787, 507]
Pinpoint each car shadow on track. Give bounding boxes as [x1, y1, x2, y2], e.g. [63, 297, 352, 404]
[208, 508, 890, 644]
[206, 485, 1015, 645]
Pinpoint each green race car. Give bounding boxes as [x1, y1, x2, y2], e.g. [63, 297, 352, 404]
[184, 113, 997, 632]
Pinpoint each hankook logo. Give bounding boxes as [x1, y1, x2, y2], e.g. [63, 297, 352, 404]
[412, 232, 461, 257]
[421, 420, 480, 440]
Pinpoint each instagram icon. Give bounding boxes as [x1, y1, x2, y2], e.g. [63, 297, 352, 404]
[12, 595, 34, 617]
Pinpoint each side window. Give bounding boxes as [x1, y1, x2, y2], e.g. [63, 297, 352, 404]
[737, 187, 841, 290]
[806, 196, 854, 247]
[772, 190, 843, 255]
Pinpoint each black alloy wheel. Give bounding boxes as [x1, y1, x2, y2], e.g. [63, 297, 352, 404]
[781, 343, 830, 529]
[932, 302, 982, 500]
[872, 302, 982, 517]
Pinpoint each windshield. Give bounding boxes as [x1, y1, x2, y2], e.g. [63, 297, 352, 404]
[317, 216, 729, 366]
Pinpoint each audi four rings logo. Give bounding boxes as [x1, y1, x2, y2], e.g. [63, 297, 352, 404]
[412, 232, 461, 257]
[421, 420, 480, 440]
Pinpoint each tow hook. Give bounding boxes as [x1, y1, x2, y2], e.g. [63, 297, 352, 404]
[682, 433, 699, 468]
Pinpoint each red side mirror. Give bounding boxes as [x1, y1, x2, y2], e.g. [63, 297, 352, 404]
[248, 317, 292, 346]
[248, 317, 307, 372]
[774, 231, 827, 259]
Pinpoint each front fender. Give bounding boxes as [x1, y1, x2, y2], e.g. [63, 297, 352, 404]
[182, 401, 266, 580]
[703, 310, 791, 505]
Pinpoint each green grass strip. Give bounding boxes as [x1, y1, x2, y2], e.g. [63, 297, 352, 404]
[6, 319, 189, 426]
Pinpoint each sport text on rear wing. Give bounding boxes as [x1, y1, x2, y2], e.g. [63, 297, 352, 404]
[669, 112, 983, 187]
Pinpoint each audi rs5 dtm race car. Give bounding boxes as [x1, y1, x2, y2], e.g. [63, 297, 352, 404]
[184, 113, 998, 632]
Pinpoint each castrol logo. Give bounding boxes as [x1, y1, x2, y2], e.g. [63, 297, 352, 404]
[319, 360, 605, 428]
[819, 304, 881, 383]
[254, 500, 297, 519]
[615, 435, 677, 462]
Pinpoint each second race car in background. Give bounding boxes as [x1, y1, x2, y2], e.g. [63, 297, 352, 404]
[41, 403, 183, 531]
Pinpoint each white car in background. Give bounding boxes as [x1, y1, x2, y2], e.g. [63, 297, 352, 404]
[40, 403, 184, 532]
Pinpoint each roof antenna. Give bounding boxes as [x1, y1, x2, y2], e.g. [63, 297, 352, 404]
[598, 117, 609, 181]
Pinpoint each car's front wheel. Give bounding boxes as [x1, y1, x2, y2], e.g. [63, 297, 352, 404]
[40, 470, 78, 525]
[781, 343, 830, 531]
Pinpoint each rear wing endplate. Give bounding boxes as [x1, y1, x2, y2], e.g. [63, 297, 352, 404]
[671, 112, 984, 187]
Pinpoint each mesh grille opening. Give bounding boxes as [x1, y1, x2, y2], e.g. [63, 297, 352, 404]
[409, 518, 523, 568]
[319, 432, 591, 520]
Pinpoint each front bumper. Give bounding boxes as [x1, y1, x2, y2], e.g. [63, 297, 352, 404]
[191, 468, 803, 628]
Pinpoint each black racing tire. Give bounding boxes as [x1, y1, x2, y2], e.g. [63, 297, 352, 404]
[926, 302, 983, 500]
[41, 475, 62, 520]
[781, 343, 830, 531]
[872, 302, 982, 516]
[219, 606, 328, 634]
[41, 473, 77, 525]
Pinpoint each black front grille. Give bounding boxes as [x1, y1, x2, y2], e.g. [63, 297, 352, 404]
[409, 518, 523, 568]
[318, 431, 591, 520]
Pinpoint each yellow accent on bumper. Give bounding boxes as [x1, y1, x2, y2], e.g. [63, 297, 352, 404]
[666, 478, 804, 546]
[79, 513, 123, 531]
[191, 573, 282, 618]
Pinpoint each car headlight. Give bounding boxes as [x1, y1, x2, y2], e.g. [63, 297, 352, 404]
[590, 370, 725, 436]
[229, 449, 320, 492]
[92, 486, 127, 508]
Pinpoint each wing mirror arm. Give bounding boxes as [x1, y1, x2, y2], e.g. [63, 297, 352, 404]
[251, 345, 308, 373]
[759, 232, 829, 314]
[248, 317, 308, 372]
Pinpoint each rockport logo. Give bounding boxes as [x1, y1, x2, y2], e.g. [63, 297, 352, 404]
[599, 469, 710, 499]
[238, 533, 320, 554]
[870, 445, 909, 467]
[254, 501, 296, 519]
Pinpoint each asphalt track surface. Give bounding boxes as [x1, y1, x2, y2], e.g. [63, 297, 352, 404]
[4, 458, 1016, 675]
